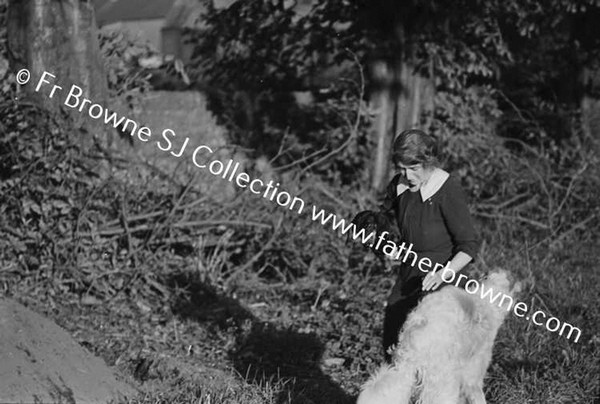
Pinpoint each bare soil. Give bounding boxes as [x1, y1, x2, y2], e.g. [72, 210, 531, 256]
[0, 298, 136, 404]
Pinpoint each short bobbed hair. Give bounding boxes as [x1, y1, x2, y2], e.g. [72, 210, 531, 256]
[392, 129, 439, 168]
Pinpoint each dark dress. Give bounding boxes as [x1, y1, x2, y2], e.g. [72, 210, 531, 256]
[380, 172, 480, 362]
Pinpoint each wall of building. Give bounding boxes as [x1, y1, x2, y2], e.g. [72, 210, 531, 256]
[103, 19, 164, 52]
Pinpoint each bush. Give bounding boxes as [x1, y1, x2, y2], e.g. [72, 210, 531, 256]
[99, 30, 153, 112]
[186, 0, 373, 184]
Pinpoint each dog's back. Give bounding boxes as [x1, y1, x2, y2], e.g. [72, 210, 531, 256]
[397, 272, 511, 366]
[358, 271, 513, 404]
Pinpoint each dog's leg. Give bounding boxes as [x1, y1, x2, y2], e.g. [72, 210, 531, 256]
[460, 343, 492, 404]
[420, 370, 460, 404]
[462, 384, 486, 404]
[357, 363, 415, 404]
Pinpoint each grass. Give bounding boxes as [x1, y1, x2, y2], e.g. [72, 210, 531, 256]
[0, 103, 598, 404]
[12, 235, 595, 404]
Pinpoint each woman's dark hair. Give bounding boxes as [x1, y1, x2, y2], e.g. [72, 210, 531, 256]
[392, 129, 439, 167]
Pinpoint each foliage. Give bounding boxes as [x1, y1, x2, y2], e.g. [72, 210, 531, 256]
[0, 0, 6, 56]
[427, 79, 599, 245]
[187, 0, 372, 184]
[0, 0, 9, 91]
[0, 103, 94, 281]
[367, 0, 600, 243]
[495, 0, 600, 144]
[99, 30, 153, 113]
[184, 0, 600, 193]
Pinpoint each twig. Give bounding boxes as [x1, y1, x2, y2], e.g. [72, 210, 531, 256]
[143, 173, 197, 248]
[533, 292, 552, 315]
[269, 127, 292, 165]
[474, 192, 531, 211]
[524, 239, 535, 294]
[497, 90, 530, 123]
[523, 159, 553, 220]
[549, 212, 598, 248]
[313, 182, 353, 211]
[299, 49, 365, 174]
[502, 137, 544, 157]
[311, 283, 328, 311]
[120, 190, 138, 268]
[76, 220, 272, 238]
[224, 215, 284, 287]
[527, 211, 598, 251]
[552, 162, 588, 221]
[103, 208, 174, 228]
[473, 211, 549, 229]
[73, 179, 110, 268]
[274, 146, 328, 172]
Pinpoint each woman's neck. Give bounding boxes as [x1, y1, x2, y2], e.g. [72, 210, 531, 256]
[422, 166, 436, 186]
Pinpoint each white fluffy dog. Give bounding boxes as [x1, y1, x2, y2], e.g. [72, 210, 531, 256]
[357, 270, 515, 404]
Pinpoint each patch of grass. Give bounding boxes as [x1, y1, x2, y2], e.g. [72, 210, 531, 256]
[126, 367, 290, 404]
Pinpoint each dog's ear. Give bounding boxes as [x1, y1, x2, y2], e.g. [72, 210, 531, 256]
[349, 210, 401, 257]
[511, 280, 523, 295]
[350, 210, 377, 230]
[493, 268, 522, 296]
[348, 210, 377, 244]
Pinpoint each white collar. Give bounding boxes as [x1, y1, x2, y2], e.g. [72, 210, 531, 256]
[396, 168, 450, 202]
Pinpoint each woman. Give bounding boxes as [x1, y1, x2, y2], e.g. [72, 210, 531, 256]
[379, 129, 480, 363]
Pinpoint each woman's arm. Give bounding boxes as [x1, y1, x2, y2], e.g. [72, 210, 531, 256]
[371, 174, 403, 242]
[422, 251, 472, 291]
[446, 251, 473, 274]
[440, 177, 480, 260]
[422, 177, 480, 291]
[378, 174, 402, 221]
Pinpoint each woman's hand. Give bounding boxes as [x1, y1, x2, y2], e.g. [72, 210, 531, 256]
[422, 253, 473, 292]
[421, 271, 446, 291]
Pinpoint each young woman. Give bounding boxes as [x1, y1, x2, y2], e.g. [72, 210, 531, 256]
[379, 129, 480, 362]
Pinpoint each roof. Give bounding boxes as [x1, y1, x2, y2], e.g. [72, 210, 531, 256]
[95, 0, 309, 28]
[96, 0, 175, 26]
[163, 0, 207, 28]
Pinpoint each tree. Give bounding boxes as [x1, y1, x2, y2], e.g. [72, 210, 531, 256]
[188, 0, 374, 185]
[189, 0, 599, 191]
[188, 0, 524, 188]
[7, 0, 109, 146]
[487, 0, 600, 157]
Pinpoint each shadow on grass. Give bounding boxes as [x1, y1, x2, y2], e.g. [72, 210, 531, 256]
[231, 323, 353, 404]
[166, 271, 352, 404]
[167, 271, 253, 328]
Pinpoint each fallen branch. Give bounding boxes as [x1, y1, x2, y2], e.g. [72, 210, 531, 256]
[473, 211, 549, 229]
[102, 196, 210, 228]
[76, 220, 273, 238]
[224, 215, 284, 288]
[534, 212, 599, 251]
[299, 49, 365, 175]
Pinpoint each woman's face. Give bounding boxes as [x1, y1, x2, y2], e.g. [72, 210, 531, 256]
[395, 162, 432, 192]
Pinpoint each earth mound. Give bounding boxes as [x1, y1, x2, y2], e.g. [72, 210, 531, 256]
[0, 298, 136, 403]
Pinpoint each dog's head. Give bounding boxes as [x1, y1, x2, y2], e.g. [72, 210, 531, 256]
[482, 270, 510, 293]
[349, 210, 399, 256]
[481, 268, 521, 296]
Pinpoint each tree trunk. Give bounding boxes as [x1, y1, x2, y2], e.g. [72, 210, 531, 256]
[580, 67, 600, 148]
[371, 87, 393, 191]
[395, 60, 435, 140]
[7, 0, 109, 147]
[370, 58, 434, 192]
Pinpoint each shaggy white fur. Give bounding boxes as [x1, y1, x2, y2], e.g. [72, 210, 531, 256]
[357, 270, 514, 404]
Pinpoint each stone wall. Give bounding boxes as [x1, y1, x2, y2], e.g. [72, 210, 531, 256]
[112, 90, 241, 201]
